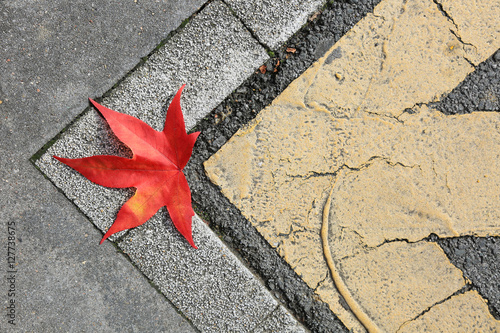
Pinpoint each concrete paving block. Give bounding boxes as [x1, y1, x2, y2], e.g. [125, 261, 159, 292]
[2, 0, 207, 331]
[33, 3, 286, 331]
[35, 110, 135, 241]
[225, 0, 327, 49]
[100, 0, 269, 131]
[1, 0, 206, 156]
[253, 305, 309, 333]
[118, 214, 280, 332]
[35, 0, 268, 236]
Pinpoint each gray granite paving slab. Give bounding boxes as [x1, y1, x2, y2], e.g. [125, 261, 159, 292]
[1, 0, 206, 157]
[253, 305, 309, 333]
[35, 0, 268, 237]
[225, 0, 327, 49]
[100, 0, 269, 131]
[2, 176, 197, 333]
[36, 112, 136, 242]
[33, 1, 290, 331]
[2, 0, 206, 331]
[119, 214, 283, 332]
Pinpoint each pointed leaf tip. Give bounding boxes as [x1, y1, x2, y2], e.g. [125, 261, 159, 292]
[56, 86, 199, 248]
[88, 98, 99, 108]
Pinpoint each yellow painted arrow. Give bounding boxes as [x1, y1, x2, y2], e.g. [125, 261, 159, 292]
[206, 0, 500, 331]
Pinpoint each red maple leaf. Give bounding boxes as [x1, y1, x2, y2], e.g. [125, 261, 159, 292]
[54, 85, 200, 248]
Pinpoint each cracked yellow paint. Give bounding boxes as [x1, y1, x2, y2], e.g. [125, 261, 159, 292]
[205, 0, 500, 331]
[398, 291, 500, 332]
[438, 0, 500, 65]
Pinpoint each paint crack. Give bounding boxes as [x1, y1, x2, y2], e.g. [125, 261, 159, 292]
[432, 0, 478, 68]
[344, 156, 421, 173]
[396, 284, 473, 332]
[313, 272, 330, 293]
[285, 170, 338, 180]
[432, 0, 458, 31]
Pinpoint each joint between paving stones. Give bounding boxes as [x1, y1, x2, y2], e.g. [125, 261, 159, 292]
[220, 0, 274, 53]
[253, 304, 285, 331]
[30, 2, 210, 164]
[112, 237, 203, 333]
[30, 106, 94, 162]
